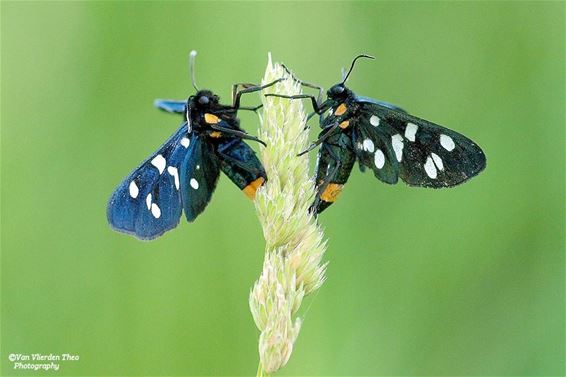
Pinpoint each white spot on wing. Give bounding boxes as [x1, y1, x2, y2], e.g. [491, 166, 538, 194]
[391, 134, 404, 162]
[167, 166, 179, 190]
[431, 152, 444, 171]
[181, 137, 190, 148]
[151, 154, 166, 174]
[424, 156, 437, 179]
[405, 123, 418, 142]
[440, 134, 455, 151]
[374, 149, 385, 169]
[190, 178, 199, 189]
[370, 115, 380, 127]
[151, 203, 161, 218]
[129, 181, 139, 198]
[146, 193, 152, 210]
[362, 139, 375, 153]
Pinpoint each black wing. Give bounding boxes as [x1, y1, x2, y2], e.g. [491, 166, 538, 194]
[351, 102, 486, 188]
[355, 95, 407, 113]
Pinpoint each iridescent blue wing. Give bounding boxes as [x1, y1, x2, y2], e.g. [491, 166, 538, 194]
[154, 99, 186, 114]
[352, 102, 486, 188]
[180, 134, 221, 221]
[107, 123, 196, 240]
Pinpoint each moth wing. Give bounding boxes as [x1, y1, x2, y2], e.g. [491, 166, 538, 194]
[356, 102, 486, 188]
[180, 135, 221, 221]
[154, 99, 186, 114]
[355, 95, 407, 113]
[107, 123, 193, 240]
[351, 110, 401, 185]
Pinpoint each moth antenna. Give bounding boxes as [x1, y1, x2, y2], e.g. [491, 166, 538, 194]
[341, 54, 375, 84]
[189, 50, 199, 91]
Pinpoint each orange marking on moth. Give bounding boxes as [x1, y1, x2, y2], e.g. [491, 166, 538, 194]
[320, 183, 343, 202]
[334, 103, 347, 116]
[204, 113, 220, 124]
[243, 177, 265, 200]
[210, 131, 222, 138]
[339, 120, 350, 129]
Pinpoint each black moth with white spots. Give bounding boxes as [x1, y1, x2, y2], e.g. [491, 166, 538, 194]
[106, 89, 272, 240]
[107, 52, 282, 240]
[270, 55, 486, 213]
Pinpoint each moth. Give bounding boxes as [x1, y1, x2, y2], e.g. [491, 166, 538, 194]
[107, 51, 280, 240]
[268, 55, 486, 213]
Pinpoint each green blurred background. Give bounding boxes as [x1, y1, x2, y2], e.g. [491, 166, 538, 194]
[1, 2, 564, 376]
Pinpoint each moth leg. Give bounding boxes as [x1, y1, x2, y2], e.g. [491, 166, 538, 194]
[209, 124, 267, 146]
[232, 77, 285, 109]
[231, 82, 257, 103]
[237, 104, 263, 112]
[307, 111, 318, 122]
[271, 64, 325, 128]
[263, 92, 320, 130]
[299, 111, 320, 132]
[298, 121, 340, 156]
[264, 93, 327, 114]
[230, 84, 264, 112]
[268, 64, 324, 128]
[216, 104, 263, 114]
[280, 63, 324, 105]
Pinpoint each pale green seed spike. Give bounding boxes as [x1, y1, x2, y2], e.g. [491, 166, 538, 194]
[249, 54, 328, 375]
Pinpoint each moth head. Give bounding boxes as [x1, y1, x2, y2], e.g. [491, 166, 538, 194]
[327, 84, 349, 100]
[189, 90, 219, 109]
